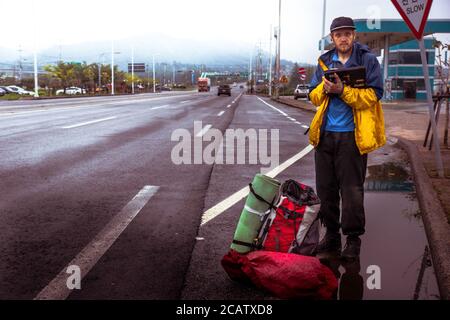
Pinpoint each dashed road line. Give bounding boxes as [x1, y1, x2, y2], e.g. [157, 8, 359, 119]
[200, 144, 314, 226]
[34, 185, 159, 300]
[150, 104, 170, 110]
[61, 116, 117, 129]
[217, 111, 225, 117]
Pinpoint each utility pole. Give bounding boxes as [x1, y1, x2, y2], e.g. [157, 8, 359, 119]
[275, 0, 281, 99]
[249, 52, 253, 93]
[152, 54, 156, 93]
[147, 63, 150, 92]
[172, 61, 176, 87]
[33, 50, 38, 98]
[31, 0, 39, 97]
[18, 45, 23, 82]
[111, 41, 115, 95]
[269, 25, 273, 97]
[131, 46, 135, 94]
[321, 0, 327, 55]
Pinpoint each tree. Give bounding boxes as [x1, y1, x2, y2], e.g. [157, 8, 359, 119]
[44, 62, 77, 93]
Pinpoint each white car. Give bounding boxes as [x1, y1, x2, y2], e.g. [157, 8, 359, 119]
[294, 84, 309, 100]
[56, 87, 87, 95]
[7, 85, 35, 96]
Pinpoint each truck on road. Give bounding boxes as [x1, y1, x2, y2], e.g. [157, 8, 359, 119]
[198, 78, 211, 92]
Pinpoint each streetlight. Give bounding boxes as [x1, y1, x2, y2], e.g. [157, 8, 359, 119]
[110, 40, 121, 95]
[321, 0, 327, 55]
[269, 25, 273, 97]
[131, 46, 134, 94]
[275, 0, 281, 99]
[152, 53, 160, 93]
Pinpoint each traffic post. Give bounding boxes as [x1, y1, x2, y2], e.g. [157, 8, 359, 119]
[391, 0, 444, 178]
[298, 67, 307, 82]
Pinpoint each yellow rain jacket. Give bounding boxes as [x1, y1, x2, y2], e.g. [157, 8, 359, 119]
[308, 42, 386, 155]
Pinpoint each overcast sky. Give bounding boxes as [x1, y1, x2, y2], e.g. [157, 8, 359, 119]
[1, 0, 449, 64]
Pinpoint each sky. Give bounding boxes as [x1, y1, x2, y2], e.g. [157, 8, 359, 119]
[0, 0, 449, 64]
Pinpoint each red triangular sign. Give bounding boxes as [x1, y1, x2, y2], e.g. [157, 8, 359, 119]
[391, 0, 433, 40]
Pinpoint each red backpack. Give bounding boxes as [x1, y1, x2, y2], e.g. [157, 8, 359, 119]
[262, 180, 320, 253]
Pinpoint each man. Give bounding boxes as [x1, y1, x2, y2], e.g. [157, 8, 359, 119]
[308, 17, 386, 259]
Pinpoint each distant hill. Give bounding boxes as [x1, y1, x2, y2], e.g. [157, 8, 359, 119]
[0, 33, 305, 73]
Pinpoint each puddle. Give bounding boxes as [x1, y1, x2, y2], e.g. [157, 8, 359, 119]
[365, 162, 414, 192]
[327, 160, 441, 299]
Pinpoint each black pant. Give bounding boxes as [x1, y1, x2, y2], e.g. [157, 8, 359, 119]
[314, 131, 368, 236]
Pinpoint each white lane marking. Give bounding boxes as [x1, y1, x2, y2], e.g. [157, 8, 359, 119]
[61, 116, 117, 129]
[200, 144, 314, 226]
[34, 185, 159, 300]
[180, 100, 190, 104]
[150, 104, 170, 110]
[195, 124, 212, 137]
[257, 97, 288, 116]
[0, 94, 196, 117]
[257, 97, 311, 128]
[226, 104, 231, 108]
[217, 111, 225, 117]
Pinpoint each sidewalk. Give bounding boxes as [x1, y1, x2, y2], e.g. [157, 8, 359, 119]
[274, 95, 450, 299]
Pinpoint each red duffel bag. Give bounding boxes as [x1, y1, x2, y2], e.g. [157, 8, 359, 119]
[221, 249, 338, 300]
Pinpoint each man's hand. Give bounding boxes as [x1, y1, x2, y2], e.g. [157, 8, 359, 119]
[323, 73, 344, 95]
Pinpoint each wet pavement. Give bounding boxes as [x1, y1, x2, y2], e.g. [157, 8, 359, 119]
[327, 140, 440, 300]
[182, 97, 441, 300]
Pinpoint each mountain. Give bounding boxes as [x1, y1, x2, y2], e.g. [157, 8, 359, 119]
[0, 33, 302, 73]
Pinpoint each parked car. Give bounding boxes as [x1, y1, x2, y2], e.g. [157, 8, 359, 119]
[0, 86, 13, 94]
[0, 88, 6, 96]
[218, 84, 231, 96]
[6, 85, 35, 96]
[294, 84, 309, 99]
[56, 87, 87, 95]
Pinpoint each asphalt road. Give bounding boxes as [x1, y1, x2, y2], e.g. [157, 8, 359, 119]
[0, 90, 439, 300]
[0, 89, 246, 299]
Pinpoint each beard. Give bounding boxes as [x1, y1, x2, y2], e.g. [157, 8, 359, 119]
[336, 42, 353, 55]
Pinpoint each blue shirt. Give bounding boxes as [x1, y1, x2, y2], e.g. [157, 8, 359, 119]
[324, 53, 355, 132]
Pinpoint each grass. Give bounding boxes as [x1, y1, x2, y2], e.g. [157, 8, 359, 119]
[0, 93, 21, 100]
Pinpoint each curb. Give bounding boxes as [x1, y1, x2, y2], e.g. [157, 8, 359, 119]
[395, 137, 450, 300]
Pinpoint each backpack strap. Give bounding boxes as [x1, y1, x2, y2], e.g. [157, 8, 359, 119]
[248, 183, 277, 210]
[231, 239, 259, 249]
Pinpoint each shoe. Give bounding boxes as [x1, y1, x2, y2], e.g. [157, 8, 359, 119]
[316, 231, 341, 256]
[341, 236, 361, 260]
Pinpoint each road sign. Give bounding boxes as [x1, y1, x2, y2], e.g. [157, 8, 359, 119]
[300, 74, 306, 81]
[298, 67, 306, 74]
[128, 63, 146, 73]
[280, 75, 288, 84]
[391, 0, 444, 177]
[391, 0, 433, 40]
